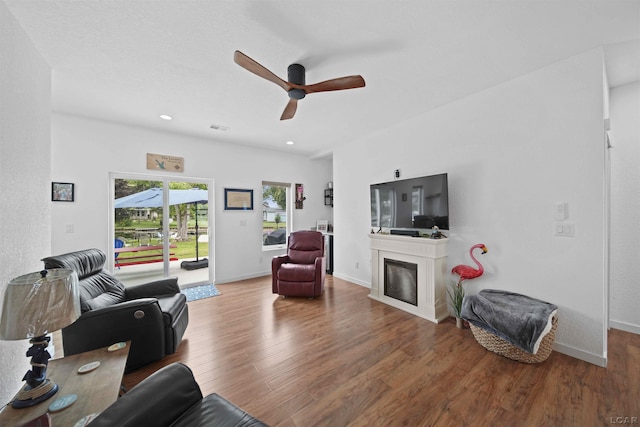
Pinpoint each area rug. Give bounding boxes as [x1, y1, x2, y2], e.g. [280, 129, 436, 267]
[181, 283, 220, 302]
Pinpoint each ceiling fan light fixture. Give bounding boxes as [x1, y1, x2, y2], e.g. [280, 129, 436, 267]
[286, 140, 294, 145]
[288, 88, 306, 100]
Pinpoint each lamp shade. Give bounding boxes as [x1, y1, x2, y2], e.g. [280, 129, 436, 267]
[0, 269, 80, 340]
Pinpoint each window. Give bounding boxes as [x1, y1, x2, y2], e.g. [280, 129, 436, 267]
[262, 182, 290, 249]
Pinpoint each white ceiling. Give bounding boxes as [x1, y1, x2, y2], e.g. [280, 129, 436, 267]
[6, 1, 640, 157]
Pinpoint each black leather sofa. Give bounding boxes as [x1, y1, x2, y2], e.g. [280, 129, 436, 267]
[89, 362, 268, 426]
[42, 248, 188, 372]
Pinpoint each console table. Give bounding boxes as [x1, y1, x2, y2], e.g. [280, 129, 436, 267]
[0, 342, 130, 426]
[369, 233, 449, 323]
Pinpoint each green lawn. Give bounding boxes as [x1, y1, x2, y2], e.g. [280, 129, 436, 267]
[173, 239, 208, 259]
[115, 238, 208, 262]
[115, 219, 208, 260]
[114, 219, 280, 260]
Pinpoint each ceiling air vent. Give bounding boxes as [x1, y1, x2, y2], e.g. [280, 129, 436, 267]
[209, 124, 229, 131]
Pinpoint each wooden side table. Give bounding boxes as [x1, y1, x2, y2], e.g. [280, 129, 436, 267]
[0, 342, 130, 426]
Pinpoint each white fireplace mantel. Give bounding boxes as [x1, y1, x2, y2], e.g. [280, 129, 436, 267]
[369, 233, 449, 323]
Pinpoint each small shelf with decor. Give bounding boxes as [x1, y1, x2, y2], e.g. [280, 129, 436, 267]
[324, 188, 333, 207]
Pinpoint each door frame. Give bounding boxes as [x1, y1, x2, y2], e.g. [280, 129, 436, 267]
[108, 172, 214, 286]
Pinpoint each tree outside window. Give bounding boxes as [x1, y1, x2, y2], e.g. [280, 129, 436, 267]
[262, 183, 289, 247]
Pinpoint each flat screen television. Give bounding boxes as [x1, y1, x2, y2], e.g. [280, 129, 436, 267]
[370, 173, 449, 230]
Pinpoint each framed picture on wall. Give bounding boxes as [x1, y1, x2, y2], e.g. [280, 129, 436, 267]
[224, 188, 253, 210]
[316, 220, 328, 233]
[52, 182, 75, 202]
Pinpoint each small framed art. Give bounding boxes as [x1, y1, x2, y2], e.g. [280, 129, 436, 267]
[52, 182, 75, 202]
[316, 220, 328, 233]
[224, 188, 253, 210]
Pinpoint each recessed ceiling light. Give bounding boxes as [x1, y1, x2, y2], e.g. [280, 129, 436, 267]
[160, 114, 173, 121]
[286, 140, 294, 145]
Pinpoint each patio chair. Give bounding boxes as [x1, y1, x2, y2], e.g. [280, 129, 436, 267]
[114, 237, 125, 269]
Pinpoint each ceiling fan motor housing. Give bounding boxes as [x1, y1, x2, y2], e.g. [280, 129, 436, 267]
[288, 63, 306, 99]
[234, 51, 365, 119]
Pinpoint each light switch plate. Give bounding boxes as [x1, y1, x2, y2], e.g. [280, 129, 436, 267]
[555, 202, 566, 221]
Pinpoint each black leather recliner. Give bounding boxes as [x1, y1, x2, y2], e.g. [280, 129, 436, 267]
[42, 248, 189, 372]
[88, 362, 268, 427]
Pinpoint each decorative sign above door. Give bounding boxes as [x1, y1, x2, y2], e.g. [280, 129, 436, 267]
[146, 153, 184, 172]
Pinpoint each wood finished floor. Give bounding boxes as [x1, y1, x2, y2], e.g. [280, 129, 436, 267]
[121, 275, 640, 426]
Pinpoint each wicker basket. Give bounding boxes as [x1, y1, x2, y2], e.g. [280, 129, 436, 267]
[469, 315, 558, 363]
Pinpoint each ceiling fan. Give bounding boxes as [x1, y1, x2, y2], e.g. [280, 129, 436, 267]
[233, 50, 366, 120]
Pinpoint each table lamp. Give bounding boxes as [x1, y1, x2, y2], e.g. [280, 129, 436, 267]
[0, 269, 80, 408]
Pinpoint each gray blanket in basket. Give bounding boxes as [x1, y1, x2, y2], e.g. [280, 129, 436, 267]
[461, 289, 557, 354]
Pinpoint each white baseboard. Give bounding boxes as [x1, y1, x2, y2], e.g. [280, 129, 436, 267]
[215, 271, 270, 285]
[609, 320, 640, 335]
[217, 270, 373, 288]
[332, 272, 370, 288]
[553, 342, 607, 367]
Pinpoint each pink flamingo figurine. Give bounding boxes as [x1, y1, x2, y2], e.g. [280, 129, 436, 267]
[452, 243, 488, 285]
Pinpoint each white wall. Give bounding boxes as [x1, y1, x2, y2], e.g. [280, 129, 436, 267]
[609, 81, 640, 333]
[0, 1, 52, 404]
[51, 114, 333, 283]
[333, 49, 609, 365]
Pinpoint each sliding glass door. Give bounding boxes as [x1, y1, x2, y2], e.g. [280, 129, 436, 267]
[110, 173, 212, 288]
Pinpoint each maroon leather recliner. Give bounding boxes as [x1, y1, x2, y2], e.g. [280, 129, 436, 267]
[272, 230, 326, 298]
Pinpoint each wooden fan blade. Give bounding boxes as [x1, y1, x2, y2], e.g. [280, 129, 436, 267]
[280, 98, 298, 120]
[234, 50, 291, 92]
[304, 75, 366, 94]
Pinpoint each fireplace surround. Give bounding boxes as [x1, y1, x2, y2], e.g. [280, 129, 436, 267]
[369, 233, 448, 323]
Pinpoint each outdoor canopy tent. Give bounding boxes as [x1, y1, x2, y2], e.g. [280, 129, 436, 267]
[114, 187, 209, 270]
[114, 187, 208, 208]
